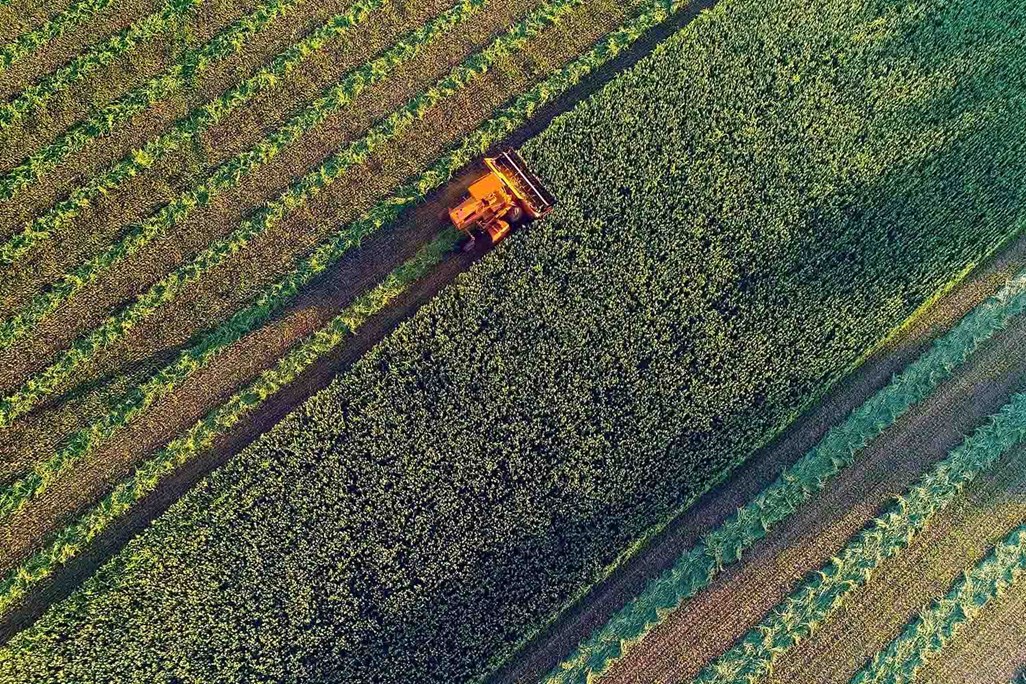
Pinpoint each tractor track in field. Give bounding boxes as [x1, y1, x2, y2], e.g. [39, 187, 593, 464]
[0, 0, 718, 642]
[486, 231, 1026, 684]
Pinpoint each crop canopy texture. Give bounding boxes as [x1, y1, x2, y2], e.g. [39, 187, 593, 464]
[2, 0, 1025, 681]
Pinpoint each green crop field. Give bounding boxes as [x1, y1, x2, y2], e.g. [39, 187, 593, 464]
[1, 0, 1026, 680]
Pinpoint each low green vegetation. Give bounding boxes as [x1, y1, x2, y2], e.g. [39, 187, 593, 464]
[0, 0, 207, 130]
[852, 521, 1026, 684]
[692, 392, 1026, 684]
[1, 0, 1024, 681]
[0, 0, 116, 73]
[545, 268, 1026, 684]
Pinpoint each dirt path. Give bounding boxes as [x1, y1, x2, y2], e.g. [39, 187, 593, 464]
[0, 0, 719, 642]
[766, 443, 1026, 684]
[484, 235, 1026, 684]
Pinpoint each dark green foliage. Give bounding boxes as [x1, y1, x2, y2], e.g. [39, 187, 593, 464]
[2, 0, 1025, 681]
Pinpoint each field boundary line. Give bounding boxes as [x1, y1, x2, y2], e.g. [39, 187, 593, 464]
[0, 0, 207, 131]
[689, 392, 1026, 684]
[0, 0, 119, 74]
[850, 520, 1026, 684]
[0, 0, 382, 266]
[0, 0, 715, 619]
[0, 0, 475, 350]
[0, 0, 307, 207]
[0, 0, 584, 518]
[540, 263, 1026, 684]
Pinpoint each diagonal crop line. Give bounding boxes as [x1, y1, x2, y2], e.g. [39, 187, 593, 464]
[0, 0, 480, 347]
[0, 0, 207, 130]
[0, 0, 306, 205]
[0, 0, 683, 614]
[0, 0, 583, 517]
[851, 522, 1026, 684]
[0, 0, 383, 266]
[690, 392, 1026, 684]
[542, 267, 1026, 684]
[0, 0, 118, 74]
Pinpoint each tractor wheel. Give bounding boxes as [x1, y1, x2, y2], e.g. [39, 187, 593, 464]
[505, 204, 524, 225]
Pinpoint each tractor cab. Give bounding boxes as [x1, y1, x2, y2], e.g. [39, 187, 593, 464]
[448, 149, 555, 249]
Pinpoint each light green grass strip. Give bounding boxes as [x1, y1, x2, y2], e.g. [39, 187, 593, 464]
[0, 0, 118, 73]
[0, 0, 382, 266]
[0, 0, 306, 205]
[690, 391, 1026, 684]
[0, 0, 206, 130]
[0, 0, 581, 515]
[0, 0, 477, 348]
[0, 0, 705, 616]
[851, 521, 1026, 684]
[543, 267, 1026, 684]
[0, 230, 457, 617]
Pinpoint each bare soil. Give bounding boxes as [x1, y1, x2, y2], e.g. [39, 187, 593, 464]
[767, 443, 1026, 684]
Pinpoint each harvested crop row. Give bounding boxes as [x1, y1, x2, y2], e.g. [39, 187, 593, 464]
[0, 0, 305, 208]
[916, 574, 1026, 684]
[0, 0, 510, 512]
[543, 268, 1026, 684]
[0, 0, 118, 74]
[0, 0, 480, 355]
[691, 393, 1026, 684]
[0, 0, 676, 599]
[2, 0, 1024, 679]
[0, 0, 379, 265]
[0, 0, 588, 521]
[851, 518, 1026, 683]
[0, 0, 207, 130]
[0, 229, 456, 616]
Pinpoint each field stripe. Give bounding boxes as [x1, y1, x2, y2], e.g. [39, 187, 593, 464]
[0, 0, 583, 518]
[0, 0, 381, 266]
[0, 0, 476, 348]
[0, 0, 306, 206]
[689, 393, 1026, 684]
[0, 0, 708, 616]
[0, 0, 119, 74]
[542, 268, 1026, 684]
[0, 0, 207, 131]
[850, 521, 1026, 684]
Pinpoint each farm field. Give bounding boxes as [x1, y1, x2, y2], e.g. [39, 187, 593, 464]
[0, 0, 1025, 680]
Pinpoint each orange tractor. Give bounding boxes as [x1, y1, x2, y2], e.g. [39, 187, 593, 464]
[448, 149, 555, 249]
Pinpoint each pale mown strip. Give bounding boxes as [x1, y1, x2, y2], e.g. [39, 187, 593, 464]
[0, 0, 711, 617]
[0, 0, 207, 130]
[0, 0, 561, 515]
[543, 266, 1026, 684]
[0, 0, 476, 359]
[0, 0, 306, 205]
[850, 521, 1026, 684]
[0, 0, 117, 73]
[690, 392, 1026, 684]
[0, 0, 382, 266]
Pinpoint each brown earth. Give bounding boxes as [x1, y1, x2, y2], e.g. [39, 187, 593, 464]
[767, 443, 1026, 684]
[0, 0, 724, 641]
[487, 231, 1026, 684]
[0, 0, 634, 578]
[919, 575, 1026, 684]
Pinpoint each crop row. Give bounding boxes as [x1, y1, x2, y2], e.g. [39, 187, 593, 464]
[0, 0, 207, 131]
[1, 0, 1023, 680]
[0, 0, 478, 351]
[543, 267, 1026, 684]
[0, 0, 697, 612]
[0, 0, 115, 73]
[851, 522, 1026, 684]
[0, 0, 382, 265]
[0, 0, 305, 204]
[0, 0, 583, 516]
[691, 392, 1026, 684]
[0, 230, 457, 616]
